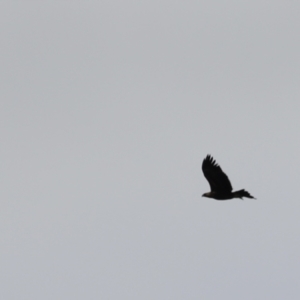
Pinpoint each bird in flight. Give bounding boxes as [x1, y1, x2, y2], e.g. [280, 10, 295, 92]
[202, 155, 255, 200]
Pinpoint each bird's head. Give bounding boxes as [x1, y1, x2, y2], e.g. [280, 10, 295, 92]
[202, 192, 212, 198]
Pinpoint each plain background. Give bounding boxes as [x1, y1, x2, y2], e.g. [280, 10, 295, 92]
[1, 1, 300, 299]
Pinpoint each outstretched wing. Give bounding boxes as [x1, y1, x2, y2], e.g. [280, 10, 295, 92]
[202, 155, 233, 193]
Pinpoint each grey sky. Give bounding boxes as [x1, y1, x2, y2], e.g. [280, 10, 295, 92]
[1, 1, 300, 299]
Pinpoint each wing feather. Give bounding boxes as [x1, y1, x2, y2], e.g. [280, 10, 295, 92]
[202, 155, 233, 193]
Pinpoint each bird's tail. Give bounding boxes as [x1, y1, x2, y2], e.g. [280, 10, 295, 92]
[233, 189, 256, 199]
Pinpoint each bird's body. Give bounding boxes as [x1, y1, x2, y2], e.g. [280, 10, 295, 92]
[202, 155, 255, 200]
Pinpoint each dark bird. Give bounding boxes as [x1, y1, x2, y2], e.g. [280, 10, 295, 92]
[202, 155, 255, 200]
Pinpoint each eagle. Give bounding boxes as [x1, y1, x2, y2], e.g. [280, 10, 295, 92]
[202, 155, 255, 200]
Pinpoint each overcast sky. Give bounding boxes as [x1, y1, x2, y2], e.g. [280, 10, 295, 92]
[1, 1, 300, 299]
